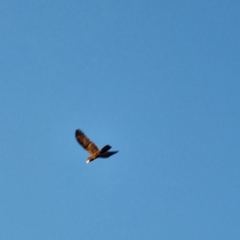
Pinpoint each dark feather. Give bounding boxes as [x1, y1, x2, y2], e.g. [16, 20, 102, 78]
[99, 151, 119, 158]
[100, 145, 112, 154]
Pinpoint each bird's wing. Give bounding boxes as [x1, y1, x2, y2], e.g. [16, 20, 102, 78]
[99, 151, 118, 158]
[100, 145, 112, 154]
[75, 129, 99, 155]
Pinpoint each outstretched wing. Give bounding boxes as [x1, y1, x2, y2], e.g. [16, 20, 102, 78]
[99, 151, 118, 158]
[100, 145, 112, 154]
[75, 129, 99, 155]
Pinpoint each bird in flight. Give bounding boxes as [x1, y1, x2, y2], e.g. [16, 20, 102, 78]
[75, 129, 118, 163]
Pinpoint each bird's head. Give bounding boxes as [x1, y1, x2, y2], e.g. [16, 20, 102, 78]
[86, 158, 91, 164]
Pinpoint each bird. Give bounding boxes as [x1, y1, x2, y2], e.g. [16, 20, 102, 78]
[75, 129, 118, 163]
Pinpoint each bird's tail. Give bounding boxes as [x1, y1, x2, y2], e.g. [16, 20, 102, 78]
[100, 145, 111, 154]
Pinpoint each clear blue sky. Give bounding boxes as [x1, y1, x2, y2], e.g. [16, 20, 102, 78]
[0, 1, 239, 239]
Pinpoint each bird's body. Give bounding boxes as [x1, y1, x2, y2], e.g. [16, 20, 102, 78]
[75, 129, 118, 163]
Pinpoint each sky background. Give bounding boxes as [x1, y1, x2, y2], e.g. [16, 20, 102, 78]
[0, 0, 239, 239]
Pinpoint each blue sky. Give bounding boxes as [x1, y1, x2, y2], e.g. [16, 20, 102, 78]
[0, 0, 239, 239]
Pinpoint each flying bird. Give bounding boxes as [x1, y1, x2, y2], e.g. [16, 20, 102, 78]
[75, 129, 118, 163]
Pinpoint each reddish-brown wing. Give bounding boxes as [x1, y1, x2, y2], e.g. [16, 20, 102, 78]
[75, 130, 99, 155]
